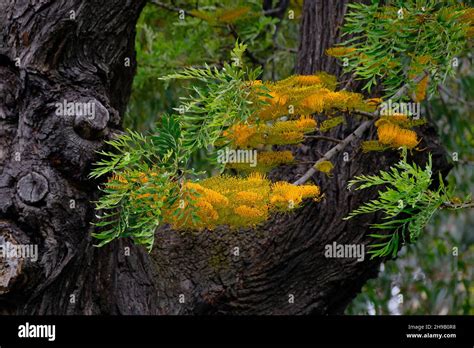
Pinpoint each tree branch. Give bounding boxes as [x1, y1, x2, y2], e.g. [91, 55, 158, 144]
[437, 84, 474, 107]
[441, 201, 474, 209]
[293, 120, 373, 185]
[149, 0, 192, 17]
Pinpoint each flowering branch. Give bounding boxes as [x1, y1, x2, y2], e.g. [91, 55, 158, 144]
[293, 72, 430, 186]
[293, 120, 374, 185]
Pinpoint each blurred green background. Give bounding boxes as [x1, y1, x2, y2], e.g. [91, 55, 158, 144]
[127, 0, 473, 315]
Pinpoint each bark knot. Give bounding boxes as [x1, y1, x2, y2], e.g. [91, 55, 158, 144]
[72, 99, 110, 140]
[16, 172, 49, 204]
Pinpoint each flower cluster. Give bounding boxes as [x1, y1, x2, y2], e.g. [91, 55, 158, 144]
[164, 173, 321, 229]
[224, 116, 317, 148]
[221, 73, 379, 175]
[249, 74, 373, 121]
[225, 151, 294, 173]
[361, 112, 426, 152]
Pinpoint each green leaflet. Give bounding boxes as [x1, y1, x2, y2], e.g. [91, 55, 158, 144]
[345, 149, 449, 259]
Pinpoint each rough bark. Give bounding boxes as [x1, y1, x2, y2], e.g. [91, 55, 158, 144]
[0, 0, 158, 314]
[0, 1, 451, 316]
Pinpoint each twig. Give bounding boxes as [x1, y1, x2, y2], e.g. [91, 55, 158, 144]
[352, 110, 379, 119]
[149, 0, 192, 17]
[341, 73, 356, 90]
[437, 84, 474, 107]
[441, 201, 474, 209]
[274, 45, 298, 53]
[263, 7, 288, 16]
[293, 119, 374, 185]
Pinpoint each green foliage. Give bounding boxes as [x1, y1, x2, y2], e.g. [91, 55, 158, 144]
[91, 44, 262, 250]
[127, 0, 300, 131]
[90, 114, 184, 251]
[347, 57, 474, 315]
[160, 42, 262, 154]
[345, 149, 449, 258]
[336, 0, 472, 98]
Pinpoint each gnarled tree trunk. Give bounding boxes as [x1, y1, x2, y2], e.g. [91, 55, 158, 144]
[0, 0, 160, 315]
[0, 0, 450, 315]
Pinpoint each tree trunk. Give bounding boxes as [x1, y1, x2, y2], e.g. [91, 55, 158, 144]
[0, 0, 161, 315]
[0, 1, 451, 315]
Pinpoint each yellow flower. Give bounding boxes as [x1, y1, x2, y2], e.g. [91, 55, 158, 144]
[393, 129, 419, 148]
[270, 181, 320, 209]
[377, 122, 419, 149]
[377, 122, 400, 145]
[183, 182, 205, 193]
[234, 205, 265, 218]
[413, 76, 429, 102]
[268, 91, 289, 106]
[315, 160, 334, 174]
[300, 92, 326, 113]
[270, 194, 286, 205]
[247, 172, 266, 183]
[226, 123, 258, 148]
[267, 131, 303, 145]
[235, 191, 261, 203]
[165, 173, 320, 230]
[293, 75, 323, 85]
[196, 200, 219, 222]
[295, 116, 317, 131]
[299, 185, 321, 197]
[203, 188, 229, 206]
[361, 140, 389, 152]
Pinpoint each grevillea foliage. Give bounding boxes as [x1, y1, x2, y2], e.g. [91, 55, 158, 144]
[92, 1, 473, 259]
